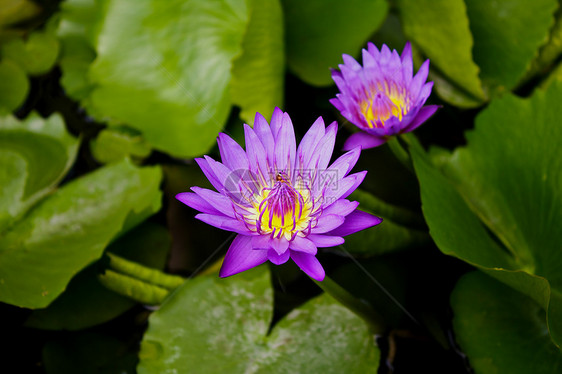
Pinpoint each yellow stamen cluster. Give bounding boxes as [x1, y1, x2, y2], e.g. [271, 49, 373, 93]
[361, 81, 408, 128]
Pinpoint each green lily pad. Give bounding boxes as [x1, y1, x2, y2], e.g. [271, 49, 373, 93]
[451, 271, 562, 373]
[0, 159, 162, 309]
[411, 81, 562, 346]
[58, 0, 250, 158]
[543, 59, 562, 89]
[90, 126, 151, 164]
[0, 58, 29, 113]
[25, 222, 171, 330]
[138, 267, 379, 373]
[429, 69, 487, 109]
[283, 0, 388, 86]
[56, 0, 102, 100]
[1, 31, 60, 75]
[466, 0, 558, 92]
[523, 7, 562, 83]
[230, 0, 284, 124]
[0, 112, 78, 232]
[397, 0, 485, 102]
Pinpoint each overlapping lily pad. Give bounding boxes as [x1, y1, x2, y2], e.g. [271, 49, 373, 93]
[230, 0, 284, 123]
[1, 31, 60, 75]
[0, 59, 29, 113]
[466, 0, 557, 92]
[0, 158, 162, 308]
[397, 0, 558, 105]
[25, 222, 171, 330]
[397, 0, 485, 106]
[90, 126, 152, 164]
[452, 271, 562, 373]
[138, 267, 379, 373]
[411, 81, 562, 347]
[283, 0, 388, 86]
[0, 112, 78, 232]
[58, 0, 284, 158]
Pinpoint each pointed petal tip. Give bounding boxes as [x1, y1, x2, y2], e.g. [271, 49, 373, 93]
[327, 121, 338, 134]
[402, 104, 440, 133]
[268, 248, 291, 265]
[326, 209, 382, 237]
[402, 41, 412, 54]
[292, 252, 325, 281]
[175, 191, 189, 201]
[254, 111, 267, 123]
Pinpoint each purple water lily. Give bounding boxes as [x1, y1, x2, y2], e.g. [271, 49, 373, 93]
[331, 42, 439, 150]
[176, 109, 381, 281]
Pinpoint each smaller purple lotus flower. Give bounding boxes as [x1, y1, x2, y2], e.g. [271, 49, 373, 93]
[176, 109, 381, 281]
[331, 42, 439, 150]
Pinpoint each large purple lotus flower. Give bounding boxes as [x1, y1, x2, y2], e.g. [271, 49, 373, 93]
[176, 109, 381, 281]
[331, 42, 439, 150]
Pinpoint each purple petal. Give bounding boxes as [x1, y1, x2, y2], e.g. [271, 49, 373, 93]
[380, 116, 403, 136]
[362, 48, 377, 69]
[268, 248, 290, 265]
[339, 171, 367, 200]
[402, 105, 439, 133]
[310, 121, 337, 170]
[217, 133, 249, 172]
[220, 235, 268, 278]
[340, 64, 361, 89]
[327, 146, 361, 179]
[380, 44, 392, 65]
[254, 112, 275, 162]
[322, 199, 359, 217]
[332, 75, 353, 98]
[270, 237, 289, 255]
[401, 41, 413, 84]
[321, 176, 356, 208]
[322, 171, 365, 208]
[326, 209, 382, 237]
[329, 97, 345, 112]
[410, 59, 430, 98]
[203, 156, 233, 192]
[367, 42, 381, 59]
[176, 192, 221, 215]
[307, 234, 345, 248]
[343, 132, 388, 151]
[296, 116, 325, 170]
[251, 235, 271, 250]
[330, 68, 342, 80]
[311, 214, 345, 234]
[270, 107, 284, 139]
[291, 252, 325, 281]
[191, 187, 235, 217]
[195, 157, 223, 191]
[342, 54, 362, 71]
[244, 124, 271, 180]
[417, 82, 434, 105]
[195, 214, 250, 235]
[289, 236, 317, 255]
[274, 112, 296, 172]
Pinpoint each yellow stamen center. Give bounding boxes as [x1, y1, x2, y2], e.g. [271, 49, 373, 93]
[361, 82, 408, 128]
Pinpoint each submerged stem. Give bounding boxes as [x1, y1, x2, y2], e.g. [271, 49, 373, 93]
[387, 136, 413, 172]
[313, 276, 386, 334]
